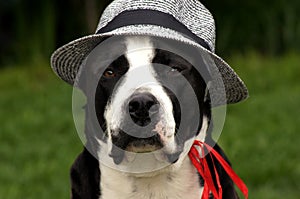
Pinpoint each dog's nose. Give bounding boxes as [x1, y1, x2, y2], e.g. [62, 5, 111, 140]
[128, 93, 159, 127]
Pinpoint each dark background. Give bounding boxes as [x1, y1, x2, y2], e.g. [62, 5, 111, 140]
[1, 0, 300, 66]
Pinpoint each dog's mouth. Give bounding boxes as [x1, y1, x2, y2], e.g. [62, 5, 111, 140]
[109, 131, 171, 164]
[125, 137, 163, 153]
[111, 133, 163, 152]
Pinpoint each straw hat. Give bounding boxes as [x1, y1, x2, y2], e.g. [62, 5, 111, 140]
[51, 0, 248, 105]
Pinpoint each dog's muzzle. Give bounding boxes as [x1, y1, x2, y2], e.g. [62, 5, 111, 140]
[109, 91, 177, 164]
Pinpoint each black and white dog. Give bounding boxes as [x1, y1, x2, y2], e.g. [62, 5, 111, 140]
[70, 36, 239, 199]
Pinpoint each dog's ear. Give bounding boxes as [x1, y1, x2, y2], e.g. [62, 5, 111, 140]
[75, 67, 100, 99]
[74, 68, 88, 96]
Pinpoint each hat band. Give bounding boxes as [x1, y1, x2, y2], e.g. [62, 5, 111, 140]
[97, 9, 211, 51]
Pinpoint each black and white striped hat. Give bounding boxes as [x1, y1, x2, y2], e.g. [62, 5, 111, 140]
[51, 0, 248, 104]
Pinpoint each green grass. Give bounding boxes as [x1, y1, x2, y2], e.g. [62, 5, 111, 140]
[0, 54, 300, 198]
[0, 62, 81, 198]
[220, 53, 300, 199]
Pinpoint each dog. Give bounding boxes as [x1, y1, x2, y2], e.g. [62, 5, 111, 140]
[69, 36, 240, 199]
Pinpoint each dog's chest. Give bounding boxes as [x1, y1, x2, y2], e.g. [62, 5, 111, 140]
[99, 158, 203, 199]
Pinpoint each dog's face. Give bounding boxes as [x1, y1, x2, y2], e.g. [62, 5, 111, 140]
[88, 36, 211, 167]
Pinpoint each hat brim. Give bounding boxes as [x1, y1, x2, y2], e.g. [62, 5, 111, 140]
[51, 25, 248, 105]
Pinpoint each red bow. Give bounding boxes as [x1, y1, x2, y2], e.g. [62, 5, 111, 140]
[188, 140, 248, 199]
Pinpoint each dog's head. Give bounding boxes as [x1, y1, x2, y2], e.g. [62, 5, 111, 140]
[82, 36, 212, 169]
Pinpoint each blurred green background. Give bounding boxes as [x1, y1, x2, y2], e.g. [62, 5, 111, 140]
[0, 0, 299, 198]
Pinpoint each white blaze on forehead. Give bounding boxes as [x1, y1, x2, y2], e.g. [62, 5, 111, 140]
[125, 36, 155, 68]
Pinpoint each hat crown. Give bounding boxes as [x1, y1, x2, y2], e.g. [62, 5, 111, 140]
[96, 0, 216, 52]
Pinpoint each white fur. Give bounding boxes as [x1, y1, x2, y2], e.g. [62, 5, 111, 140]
[196, 116, 209, 143]
[99, 156, 203, 199]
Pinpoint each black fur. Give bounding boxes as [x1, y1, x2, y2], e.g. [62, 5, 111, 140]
[70, 148, 100, 199]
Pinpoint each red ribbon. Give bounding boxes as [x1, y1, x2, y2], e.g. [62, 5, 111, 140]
[188, 140, 248, 199]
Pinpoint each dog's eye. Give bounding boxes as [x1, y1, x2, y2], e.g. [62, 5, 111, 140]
[170, 66, 183, 73]
[103, 69, 116, 78]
